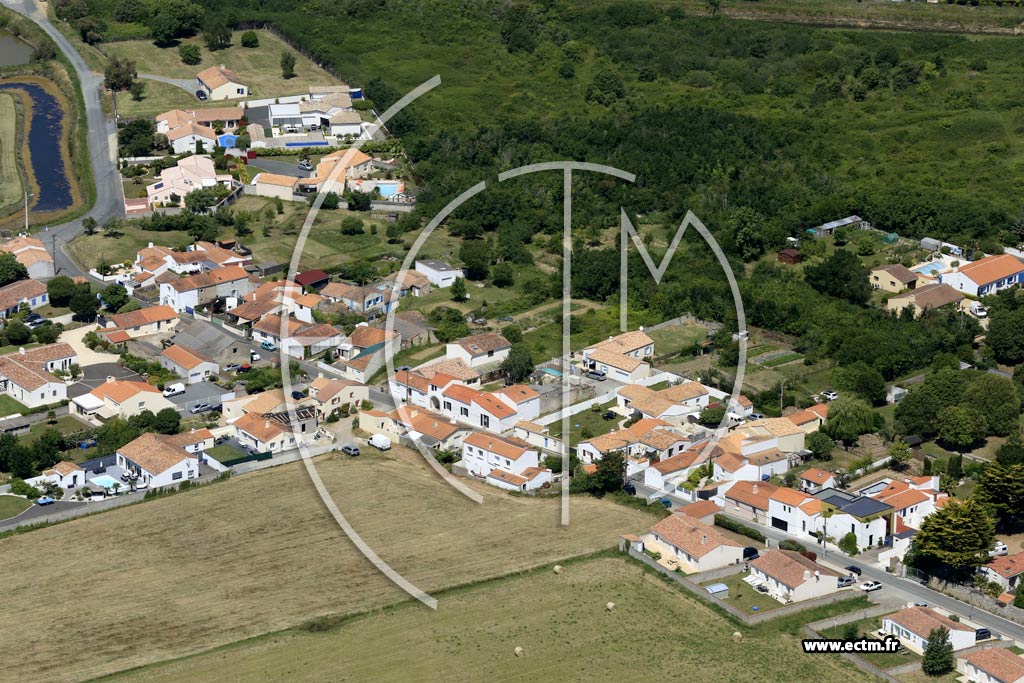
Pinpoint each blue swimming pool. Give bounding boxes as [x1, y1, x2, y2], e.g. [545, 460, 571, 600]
[377, 181, 399, 197]
[90, 474, 120, 489]
[541, 368, 562, 378]
[913, 262, 946, 275]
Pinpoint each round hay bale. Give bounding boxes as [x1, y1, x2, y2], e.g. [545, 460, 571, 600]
[732, 631, 743, 642]
[553, 565, 564, 575]
[514, 646, 525, 658]
[606, 602, 616, 612]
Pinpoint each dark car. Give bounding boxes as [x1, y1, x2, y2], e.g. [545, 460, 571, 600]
[342, 444, 360, 457]
[659, 497, 672, 508]
[196, 89, 208, 100]
[291, 390, 305, 400]
[845, 565, 863, 576]
[975, 628, 992, 640]
[23, 313, 41, 322]
[742, 547, 760, 561]
[623, 482, 636, 495]
[602, 410, 617, 420]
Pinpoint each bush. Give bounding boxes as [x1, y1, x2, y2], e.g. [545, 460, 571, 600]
[778, 539, 806, 553]
[240, 30, 259, 48]
[10, 478, 41, 498]
[714, 514, 765, 543]
[839, 532, 859, 555]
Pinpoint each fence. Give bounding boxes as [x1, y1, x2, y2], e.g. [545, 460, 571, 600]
[804, 605, 904, 683]
[220, 451, 273, 467]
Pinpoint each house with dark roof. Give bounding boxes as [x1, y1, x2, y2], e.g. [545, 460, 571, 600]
[870, 263, 918, 293]
[814, 488, 893, 552]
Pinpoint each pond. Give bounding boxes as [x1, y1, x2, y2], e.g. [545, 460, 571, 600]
[0, 81, 72, 212]
[0, 30, 33, 68]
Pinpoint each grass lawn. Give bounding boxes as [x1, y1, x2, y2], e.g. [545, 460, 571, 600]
[67, 228, 192, 270]
[896, 670, 960, 683]
[0, 495, 30, 520]
[819, 616, 922, 670]
[0, 446, 656, 683]
[114, 80, 199, 119]
[103, 555, 875, 683]
[205, 444, 242, 463]
[547, 400, 617, 445]
[102, 30, 340, 106]
[701, 571, 783, 614]
[0, 92, 23, 212]
[0, 394, 27, 418]
[18, 416, 90, 446]
[645, 320, 709, 357]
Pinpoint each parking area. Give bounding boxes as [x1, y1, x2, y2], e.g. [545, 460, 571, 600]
[166, 381, 227, 414]
[69, 363, 144, 398]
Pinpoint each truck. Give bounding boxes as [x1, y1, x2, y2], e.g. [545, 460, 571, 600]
[970, 301, 987, 318]
[368, 434, 392, 451]
[162, 383, 185, 397]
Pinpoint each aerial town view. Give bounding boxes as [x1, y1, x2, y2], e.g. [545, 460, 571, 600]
[3, 0, 1024, 681]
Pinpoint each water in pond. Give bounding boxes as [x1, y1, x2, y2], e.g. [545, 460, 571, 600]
[0, 31, 33, 67]
[0, 82, 72, 212]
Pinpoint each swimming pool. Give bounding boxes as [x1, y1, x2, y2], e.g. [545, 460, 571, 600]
[541, 368, 562, 378]
[377, 181, 399, 197]
[912, 262, 946, 275]
[90, 474, 120, 489]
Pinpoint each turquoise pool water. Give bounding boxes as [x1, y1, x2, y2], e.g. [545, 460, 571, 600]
[913, 262, 946, 275]
[90, 474, 120, 489]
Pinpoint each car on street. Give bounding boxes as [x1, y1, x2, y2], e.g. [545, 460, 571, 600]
[238, 363, 252, 372]
[838, 576, 856, 588]
[989, 540, 1008, 557]
[298, 159, 313, 170]
[497, 316, 513, 322]
[845, 565, 862, 576]
[250, 351, 261, 361]
[162, 383, 186, 398]
[341, 444, 360, 457]
[35, 496, 55, 505]
[195, 89, 207, 101]
[189, 402, 212, 414]
[821, 390, 839, 401]
[260, 340, 277, 351]
[224, 363, 241, 373]
[975, 628, 992, 640]
[749, 412, 765, 420]
[602, 410, 617, 420]
[858, 580, 882, 592]
[585, 370, 607, 381]
[912, 601, 928, 607]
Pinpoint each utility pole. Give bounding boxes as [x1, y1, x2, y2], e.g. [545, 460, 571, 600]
[779, 379, 785, 414]
[23, 192, 33, 233]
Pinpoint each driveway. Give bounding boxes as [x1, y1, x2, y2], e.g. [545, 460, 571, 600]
[168, 381, 226, 413]
[70, 362, 143, 398]
[61, 325, 121, 366]
[137, 73, 196, 95]
[249, 157, 313, 179]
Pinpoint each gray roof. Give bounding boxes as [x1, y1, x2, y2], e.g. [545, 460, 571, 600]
[815, 488, 892, 519]
[816, 215, 863, 231]
[171, 319, 244, 357]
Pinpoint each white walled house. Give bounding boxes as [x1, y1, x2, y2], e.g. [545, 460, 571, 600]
[160, 344, 219, 384]
[641, 513, 743, 573]
[799, 467, 838, 494]
[958, 647, 1024, 683]
[882, 607, 976, 655]
[748, 550, 840, 603]
[446, 333, 511, 370]
[36, 460, 87, 490]
[117, 433, 200, 489]
[233, 412, 298, 454]
[73, 380, 176, 420]
[940, 254, 1024, 298]
[979, 551, 1024, 592]
[0, 343, 77, 408]
[196, 65, 248, 100]
[493, 385, 540, 422]
[415, 259, 463, 287]
[459, 430, 551, 491]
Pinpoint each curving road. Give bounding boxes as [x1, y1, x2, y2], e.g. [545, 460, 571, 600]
[3, 0, 122, 278]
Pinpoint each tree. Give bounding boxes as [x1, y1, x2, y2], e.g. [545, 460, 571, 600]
[913, 498, 995, 572]
[203, 17, 231, 50]
[593, 450, 626, 494]
[33, 323, 61, 345]
[103, 56, 136, 91]
[340, 217, 364, 235]
[501, 324, 522, 344]
[888, 440, 912, 470]
[149, 0, 204, 46]
[178, 43, 201, 65]
[834, 362, 886, 405]
[82, 216, 98, 236]
[962, 373, 1021, 437]
[385, 222, 401, 243]
[987, 307, 1024, 365]
[500, 343, 534, 383]
[698, 405, 726, 427]
[184, 188, 217, 214]
[69, 283, 99, 322]
[114, 0, 147, 23]
[101, 283, 129, 311]
[728, 207, 769, 261]
[459, 240, 490, 281]
[129, 80, 146, 101]
[280, 51, 296, 79]
[1015, 581, 1024, 609]
[320, 192, 340, 210]
[492, 262, 515, 288]
[450, 277, 467, 302]
[584, 69, 624, 105]
[975, 462, 1024, 528]
[804, 250, 871, 305]
[806, 431, 835, 460]
[152, 407, 181, 435]
[937, 405, 986, 452]
[47, 275, 76, 307]
[822, 396, 877, 447]
[78, 17, 105, 45]
[0, 251, 28, 287]
[4, 319, 30, 346]
[921, 627, 954, 677]
[240, 30, 259, 48]
[117, 118, 155, 157]
[996, 431, 1024, 467]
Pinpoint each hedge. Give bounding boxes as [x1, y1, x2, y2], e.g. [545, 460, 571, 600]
[714, 514, 765, 543]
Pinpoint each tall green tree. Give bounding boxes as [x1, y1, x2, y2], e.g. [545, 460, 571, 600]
[0, 251, 28, 287]
[961, 373, 1021, 437]
[913, 498, 995, 572]
[203, 18, 231, 50]
[450, 277, 467, 302]
[987, 307, 1024, 364]
[888, 440, 912, 470]
[975, 462, 1024, 529]
[101, 284, 129, 311]
[834, 361, 886, 405]
[937, 405, 986, 452]
[804, 250, 871, 305]
[46, 276, 76, 307]
[921, 627, 954, 676]
[69, 283, 99, 322]
[821, 396, 877, 447]
[806, 431, 835, 460]
[103, 56, 136, 91]
[280, 51, 296, 79]
[459, 240, 490, 280]
[500, 343, 534, 383]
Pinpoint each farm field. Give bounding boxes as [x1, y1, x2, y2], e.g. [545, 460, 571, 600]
[2, 446, 652, 683]
[0, 92, 22, 211]
[103, 555, 874, 683]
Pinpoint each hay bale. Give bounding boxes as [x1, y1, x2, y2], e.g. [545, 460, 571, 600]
[732, 631, 743, 642]
[606, 602, 616, 612]
[553, 565, 564, 575]
[514, 646, 525, 658]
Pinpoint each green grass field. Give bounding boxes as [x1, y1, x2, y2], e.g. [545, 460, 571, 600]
[0, 495, 30, 520]
[0, 92, 23, 212]
[19, 416, 91, 447]
[0, 394, 27, 418]
[100, 556, 875, 683]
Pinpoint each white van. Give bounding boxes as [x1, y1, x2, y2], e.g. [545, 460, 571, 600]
[162, 383, 185, 398]
[368, 434, 392, 451]
[970, 301, 987, 318]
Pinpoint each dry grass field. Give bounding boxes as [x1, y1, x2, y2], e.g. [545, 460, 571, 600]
[0, 92, 23, 211]
[2, 447, 653, 683]
[100, 556, 874, 683]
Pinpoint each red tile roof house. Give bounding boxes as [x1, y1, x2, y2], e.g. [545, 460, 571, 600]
[159, 344, 219, 384]
[101, 304, 179, 339]
[158, 265, 259, 313]
[459, 430, 551, 491]
[799, 467, 838, 494]
[0, 279, 48, 318]
[641, 513, 743, 573]
[979, 551, 1024, 592]
[958, 646, 1024, 683]
[748, 549, 840, 603]
[0, 343, 77, 408]
[882, 606, 976, 655]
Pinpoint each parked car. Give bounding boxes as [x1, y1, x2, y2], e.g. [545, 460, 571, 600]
[658, 497, 672, 508]
[298, 159, 313, 170]
[602, 410, 617, 420]
[970, 301, 988, 318]
[238, 364, 252, 373]
[341, 444, 360, 457]
[250, 351, 261, 361]
[27, 318, 48, 329]
[224, 363, 241, 373]
[291, 390, 305, 400]
[912, 601, 929, 607]
[989, 540, 1008, 557]
[623, 482, 636, 495]
[189, 402, 212, 414]
[586, 370, 607, 381]
[742, 547, 760, 561]
[23, 313, 40, 323]
[858, 580, 883, 592]
[845, 565, 863, 576]
[497, 316, 514, 322]
[472, 318, 486, 325]
[35, 496, 55, 506]
[975, 628, 992, 640]
[79, 439, 97, 449]
[162, 383, 186, 397]
[195, 89, 208, 101]
[368, 434, 392, 451]
[821, 390, 839, 401]
[838, 576, 856, 588]
[260, 340, 277, 351]
[749, 412, 765, 420]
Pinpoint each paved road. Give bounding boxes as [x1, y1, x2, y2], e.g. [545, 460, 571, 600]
[249, 158, 313, 179]
[2, 0, 122, 278]
[721, 512, 1024, 644]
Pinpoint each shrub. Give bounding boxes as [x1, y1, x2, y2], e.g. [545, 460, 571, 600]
[839, 532, 859, 555]
[10, 478, 41, 498]
[778, 539, 806, 553]
[714, 514, 765, 543]
[240, 30, 259, 48]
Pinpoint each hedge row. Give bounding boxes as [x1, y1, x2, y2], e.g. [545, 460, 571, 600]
[714, 514, 766, 543]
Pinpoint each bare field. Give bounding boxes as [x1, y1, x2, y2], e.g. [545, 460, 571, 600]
[2, 447, 652, 683]
[0, 92, 23, 211]
[101, 556, 874, 683]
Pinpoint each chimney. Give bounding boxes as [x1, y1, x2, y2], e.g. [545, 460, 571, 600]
[701, 535, 707, 545]
[752, 483, 758, 494]
[106, 376, 115, 383]
[18, 347, 25, 355]
[639, 325, 644, 332]
[148, 242, 154, 248]
[803, 569, 811, 583]
[265, 420, 270, 429]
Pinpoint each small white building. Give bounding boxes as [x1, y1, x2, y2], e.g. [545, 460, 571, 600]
[979, 551, 1024, 592]
[799, 467, 838, 494]
[641, 513, 743, 573]
[0, 343, 77, 408]
[251, 172, 299, 201]
[882, 606, 976, 655]
[748, 550, 840, 603]
[415, 259, 463, 288]
[37, 460, 87, 490]
[233, 412, 298, 454]
[117, 432, 200, 489]
[958, 646, 1024, 683]
[73, 379, 176, 420]
[459, 430, 551, 491]
[446, 333, 511, 369]
[160, 344, 219, 384]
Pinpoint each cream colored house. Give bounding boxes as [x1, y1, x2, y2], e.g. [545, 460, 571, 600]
[252, 172, 298, 200]
[641, 513, 743, 573]
[196, 65, 249, 100]
[748, 550, 840, 603]
[72, 379, 176, 420]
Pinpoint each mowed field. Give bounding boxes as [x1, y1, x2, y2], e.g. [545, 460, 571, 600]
[0, 92, 23, 210]
[101, 556, 874, 683]
[2, 447, 653, 683]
